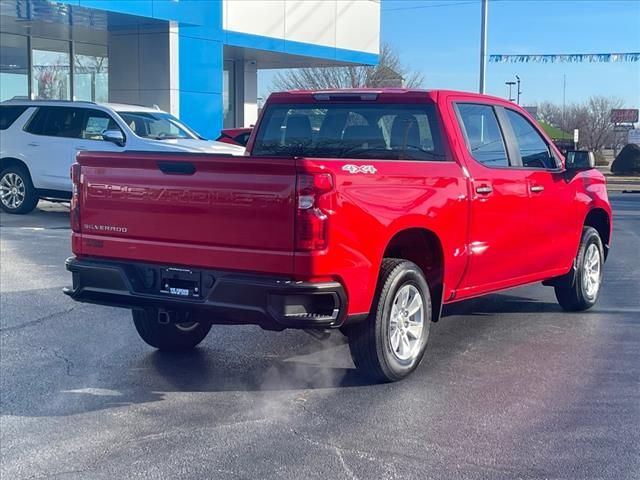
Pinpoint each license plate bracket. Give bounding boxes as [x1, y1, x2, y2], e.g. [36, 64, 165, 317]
[160, 268, 201, 298]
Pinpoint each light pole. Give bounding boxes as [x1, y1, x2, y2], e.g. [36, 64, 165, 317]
[479, 0, 489, 93]
[515, 75, 521, 105]
[505, 81, 516, 101]
[562, 74, 567, 136]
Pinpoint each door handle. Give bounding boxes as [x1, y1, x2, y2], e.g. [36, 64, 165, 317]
[27, 142, 39, 147]
[157, 161, 196, 175]
[530, 185, 545, 193]
[475, 185, 493, 195]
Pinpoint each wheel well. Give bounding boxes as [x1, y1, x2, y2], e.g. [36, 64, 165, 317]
[0, 157, 30, 175]
[585, 208, 611, 259]
[383, 228, 444, 322]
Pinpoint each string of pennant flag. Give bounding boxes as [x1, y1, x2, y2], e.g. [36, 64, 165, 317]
[489, 53, 640, 63]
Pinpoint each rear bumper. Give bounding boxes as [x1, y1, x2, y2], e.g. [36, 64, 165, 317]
[63, 257, 347, 330]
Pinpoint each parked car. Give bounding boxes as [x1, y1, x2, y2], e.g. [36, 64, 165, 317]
[216, 127, 253, 146]
[0, 100, 244, 214]
[64, 89, 612, 382]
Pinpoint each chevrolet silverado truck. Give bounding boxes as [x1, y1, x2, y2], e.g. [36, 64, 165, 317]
[64, 89, 612, 382]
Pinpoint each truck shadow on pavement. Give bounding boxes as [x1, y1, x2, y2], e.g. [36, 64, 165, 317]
[1, 289, 565, 418]
[442, 293, 562, 316]
[143, 293, 562, 393]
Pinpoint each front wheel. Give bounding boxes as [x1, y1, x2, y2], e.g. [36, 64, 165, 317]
[132, 308, 212, 351]
[0, 166, 39, 214]
[555, 227, 604, 311]
[347, 259, 432, 383]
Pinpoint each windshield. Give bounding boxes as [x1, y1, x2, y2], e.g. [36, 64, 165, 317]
[117, 111, 199, 140]
[252, 103, 446, 161]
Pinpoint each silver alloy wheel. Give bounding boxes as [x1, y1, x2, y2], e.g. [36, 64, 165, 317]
[0, 172, 26, 209]
[582, 243, 601, 299]
[388, 284, 424, 361]
[175, 322, 199, 332]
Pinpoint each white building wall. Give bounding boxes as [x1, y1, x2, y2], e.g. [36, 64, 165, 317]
[223, 0, 380, 55]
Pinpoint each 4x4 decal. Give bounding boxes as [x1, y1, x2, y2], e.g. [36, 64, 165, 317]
[342, 165, 378, 174]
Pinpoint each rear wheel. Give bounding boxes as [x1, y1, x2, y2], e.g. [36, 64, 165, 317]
[347, 259, 432, 383]
[0, 166, 39, 214]
[555, 227, 604, 311]
[132, 308, 212, 351]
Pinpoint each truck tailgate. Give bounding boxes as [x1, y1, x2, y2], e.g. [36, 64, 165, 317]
[75, 152, 296, 274]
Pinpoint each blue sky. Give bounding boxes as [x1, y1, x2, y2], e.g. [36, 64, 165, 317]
[259, 0, 640, 108]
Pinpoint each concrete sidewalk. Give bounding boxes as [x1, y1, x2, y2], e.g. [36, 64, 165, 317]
[596, 165, 640, 192]
[604, 174, 640, 193]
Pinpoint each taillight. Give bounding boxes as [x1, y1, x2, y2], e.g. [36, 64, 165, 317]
[295, 172, 333, 251]
[70, 163, 81, 233]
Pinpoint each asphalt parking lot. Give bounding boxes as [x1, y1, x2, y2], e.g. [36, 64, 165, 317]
[1, 195, 639, 480]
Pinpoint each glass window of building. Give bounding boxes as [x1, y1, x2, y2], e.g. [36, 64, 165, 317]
[74, 43, 109, 102]
[31, 38, 71, 100]
[0, 33, 29, 101]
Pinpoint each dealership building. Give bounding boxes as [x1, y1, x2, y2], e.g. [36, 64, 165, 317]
[0, 0, 380, 137]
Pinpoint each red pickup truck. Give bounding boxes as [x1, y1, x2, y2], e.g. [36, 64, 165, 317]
[64, 89, 612, 382]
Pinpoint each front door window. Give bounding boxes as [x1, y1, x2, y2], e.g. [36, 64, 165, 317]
[505, 109, 558, 169]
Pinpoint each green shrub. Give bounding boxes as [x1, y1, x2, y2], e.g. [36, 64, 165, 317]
[611, 144, 640, 175]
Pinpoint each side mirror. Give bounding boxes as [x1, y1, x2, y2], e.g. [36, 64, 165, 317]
[565, 150, 595, 170]
[102, 129, 125, 147]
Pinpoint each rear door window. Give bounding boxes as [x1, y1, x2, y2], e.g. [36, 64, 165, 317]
[0, 105, 29, 130]
[252, 103, 445, 161]
[456, 103, 509, 167]
[25, 106, 84, 138]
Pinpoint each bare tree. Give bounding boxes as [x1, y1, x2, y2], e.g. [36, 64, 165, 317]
[270, 43, 424, 91]
[537, 101, 563, 128]
[537, 96, 624, 150]
[582, 96, 623, 151]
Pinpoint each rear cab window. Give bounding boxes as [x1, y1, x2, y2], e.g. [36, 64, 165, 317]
[252, 102, 446, 161]
[0, 105, 29, 130]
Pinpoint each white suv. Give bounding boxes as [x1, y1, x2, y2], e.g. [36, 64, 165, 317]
[0, 100, 245, 214]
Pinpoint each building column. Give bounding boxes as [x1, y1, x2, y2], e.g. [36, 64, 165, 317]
[108, 23, 179, 115]
[177, 25, 223, 139]
[233, 60, 258, 128]
[242, 60, 258, 127]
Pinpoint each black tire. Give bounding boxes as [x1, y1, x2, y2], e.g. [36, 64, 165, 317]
[347, 259, 432, 383]
[132, 308, 212, 351]
[555, 227, 604, 312]
[0, 165, 39, 214]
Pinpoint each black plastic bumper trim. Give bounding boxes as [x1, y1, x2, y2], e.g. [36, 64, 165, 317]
[63, 257, 348, 330]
